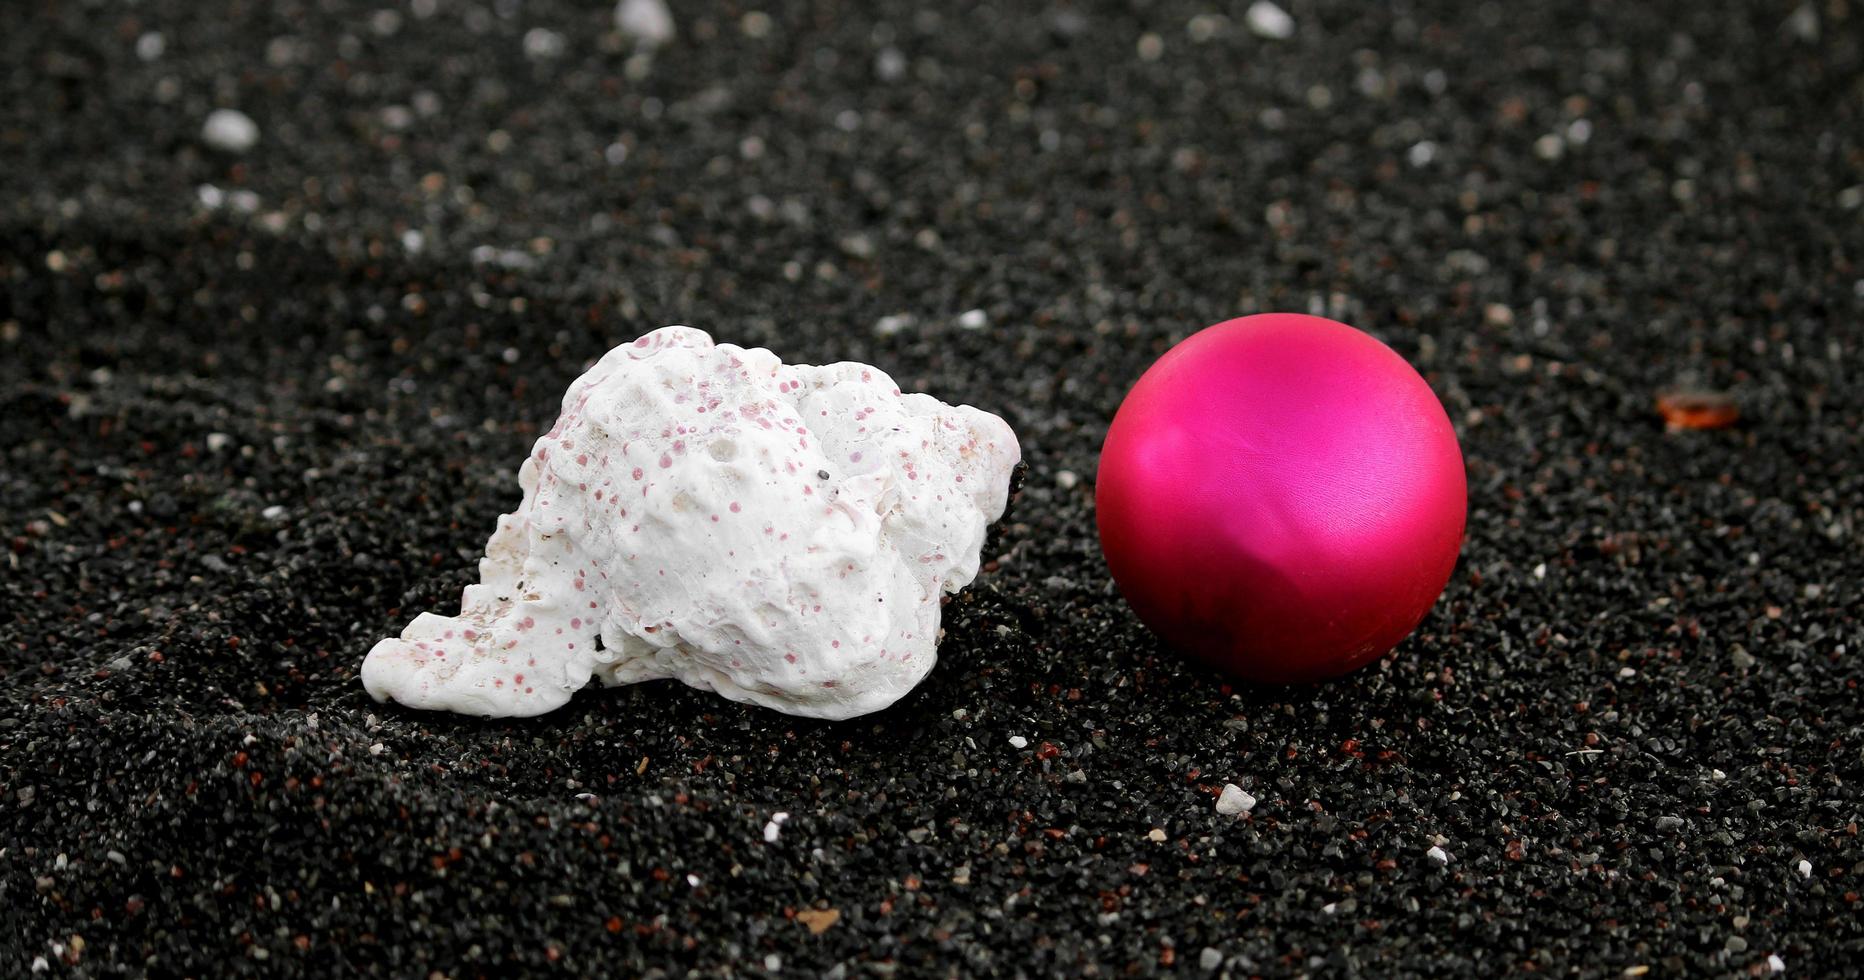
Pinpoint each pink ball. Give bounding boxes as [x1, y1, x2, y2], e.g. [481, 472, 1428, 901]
[1096, 314, 1466, 683]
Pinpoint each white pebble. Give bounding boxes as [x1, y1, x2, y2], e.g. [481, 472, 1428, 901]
[1768, 953, 1786, 972]
[1054, 470, 1079, 491]
[615, 0, 675, 47]
[762, 811, 790, 843]
[875, 47, 907, 82]
[1321, 901, 1337, 915]
[1427, 845, 1450, 864]
[1008, 735, 1028, 749]
[368, 742, 385, 756]
[1534, 133, 1565, 160]
[1245, 1, 1296, 40]
[197, 184, 225, 209]
[686, 874, 700, 887]
[1187, 15, 1226, 43]
[523, 27, 566, 59]
[136, 32, 166, 62]
[874, 313, 914, 336]
[261, 505, 288, 521]
[1407, 141, 1436, 167]
[202, 109, 259, 153]
[1198, 947, 1223, 970]
[764, 954, 782, 972]
[1798, 859, 1812, 878]
[401, 230, 425, 254]
[957, 309, 988, 330]
[1784, 4, 1819, 41]
[1215, 783, 1256, 815]
[206, 432, 232, 453]
[1136, 33, 1164, 62]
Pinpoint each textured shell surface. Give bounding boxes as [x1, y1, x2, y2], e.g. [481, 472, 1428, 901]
[361, 326, 1021, 719]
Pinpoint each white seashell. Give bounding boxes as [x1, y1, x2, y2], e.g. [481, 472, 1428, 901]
[362, 326, 1020, 719]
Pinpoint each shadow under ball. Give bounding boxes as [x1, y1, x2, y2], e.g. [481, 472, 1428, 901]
[1096, 314, 1467, 683]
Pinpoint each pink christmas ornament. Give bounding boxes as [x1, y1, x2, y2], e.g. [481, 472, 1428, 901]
[1096, 314, 1466, 682]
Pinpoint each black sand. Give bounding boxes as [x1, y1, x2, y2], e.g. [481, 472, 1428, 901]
[4, 0, 1862, 975]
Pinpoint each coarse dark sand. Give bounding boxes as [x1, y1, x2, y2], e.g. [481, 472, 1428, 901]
[3, 0, 1862, 975]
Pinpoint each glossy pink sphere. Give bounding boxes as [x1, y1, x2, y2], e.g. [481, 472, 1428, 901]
[1096, 314, 1466, 683]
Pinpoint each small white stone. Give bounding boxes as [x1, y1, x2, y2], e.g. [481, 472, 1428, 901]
[1147, 828, 1167, 842]
[686, 874, 700, 887]
[1534, 134, 1564, 160]
[1618, 666, 1637, 679]
[1427, 845, 1450, 864]
[262, 505, 288, 521]
[202, 109, 259, 153]
[136, 32, 166, 62]
[615, 0, 675, 47]
[1215, 784, 1256, 815]
[957, 309, 988, 330]
[402, 230, 425, 254]
[1008, 735, 1028, 749]
[1798, 859, 1812, 878]
[1136, 33, 1164, 62]
[605, 142, 630, 166]
[1407, 141, 1436, 167]
[874, 314, 915, 336]
[764, 954, 782, 972]
[523, 28, 566, 59]
[1768, 953, 1786, 973]
[206, 432, 232, 453]
[368, 743, 385, 756]
[762, 812, 789, 843]
[1321, 901, 1337, 915]
[1533, 562, 1547, 580]
[227, 190, 260, 214]
[1198, 947, 1223, 970]
[1186, 15, 1226, 43]
[1054, 470, 1079, 491]
[197, 184, 225, 209]
[1245, 1, 1296, 40]
[875, 47, 907, 82]
[1784, 3, 1819, 41]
